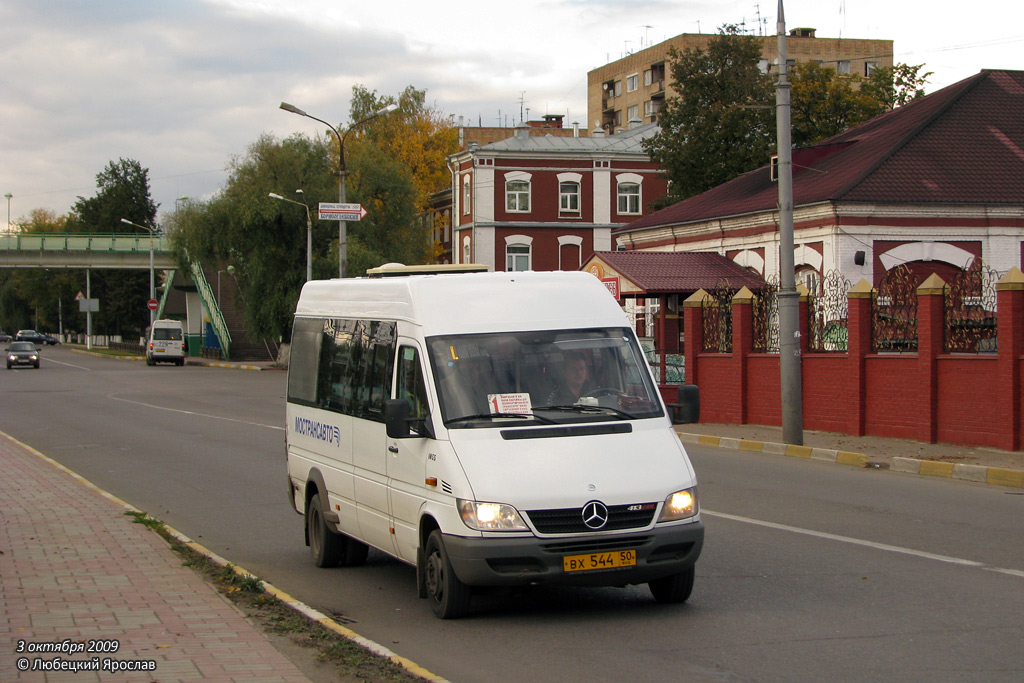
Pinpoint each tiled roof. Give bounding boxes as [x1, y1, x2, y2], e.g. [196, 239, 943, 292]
[622, 69, 1024, 232]
[592, 250, 766, 293]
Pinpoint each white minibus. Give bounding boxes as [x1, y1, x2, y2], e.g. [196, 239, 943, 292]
[285, 269, 703, 618]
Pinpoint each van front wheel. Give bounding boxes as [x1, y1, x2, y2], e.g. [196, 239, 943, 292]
[424, 530, 471, 619]
[307, 493, 343, 568]
[649, 565, 695, 603]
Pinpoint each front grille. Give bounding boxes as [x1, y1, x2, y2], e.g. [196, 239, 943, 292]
[526, 503, 657, 534]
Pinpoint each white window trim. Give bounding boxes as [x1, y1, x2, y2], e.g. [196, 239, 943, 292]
[557, 235, 584, 270]
[615, 173, 643, 216]
[626, 72, 639, 92]
[504, 171, 532, 213]
[462, 175, 471, 215]
[504, 234, 533, 272]
[557, 172, 583, 216]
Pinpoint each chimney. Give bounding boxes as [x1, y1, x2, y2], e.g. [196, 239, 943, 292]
[514, 122, 530, 140]
[572, 121, 580, 137]
[627, 117, 643, 130]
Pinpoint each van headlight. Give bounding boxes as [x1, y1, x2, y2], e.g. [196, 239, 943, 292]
[458, 499, 528, 531]
[657, 487, 698, 522]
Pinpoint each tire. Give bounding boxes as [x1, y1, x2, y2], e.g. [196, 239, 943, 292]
[33, 362, 39, 369]
[423, 530, 472, 619]
[146, 356, 154, 366]
[307, 493, 343, 568]
[649, 565, 695, 604]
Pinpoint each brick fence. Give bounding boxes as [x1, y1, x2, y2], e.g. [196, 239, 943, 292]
[680, 268, 1024, 451]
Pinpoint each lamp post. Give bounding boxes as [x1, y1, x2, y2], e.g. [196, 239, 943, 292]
[4, 193, 11, 232]
[279, 101, 398, 277]
[217, 265, 236, 304]
[269, 191, 313, 282]
[120, 218, 156, 330]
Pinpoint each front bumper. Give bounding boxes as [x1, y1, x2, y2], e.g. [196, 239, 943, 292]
[442, 520, 704, 588]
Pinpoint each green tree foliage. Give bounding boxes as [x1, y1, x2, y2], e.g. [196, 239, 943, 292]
[863, 63, 932, 111]
[0, 209, 79, 335]
[63, 159, 158, 337]
[789, 61, 885, 147]
[644, 29, 931, 204]
[345, 85, 458, 264]
[170, 133, 335, 343]
[642, 27, 776, 205]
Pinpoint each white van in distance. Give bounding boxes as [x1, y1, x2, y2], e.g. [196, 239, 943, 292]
[146, 319, 186, 366]
[285, 268, 703, 618]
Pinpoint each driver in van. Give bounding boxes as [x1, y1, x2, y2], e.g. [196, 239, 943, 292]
[545, 351, 591, 405]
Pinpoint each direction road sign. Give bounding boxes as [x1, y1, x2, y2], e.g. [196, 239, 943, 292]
[318, 202, 367, 221]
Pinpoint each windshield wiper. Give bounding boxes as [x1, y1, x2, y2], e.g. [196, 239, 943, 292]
[446, 412, 557, 425]
[533, 404, 633, 420]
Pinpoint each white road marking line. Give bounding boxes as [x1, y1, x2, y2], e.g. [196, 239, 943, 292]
[703, 509, 1021, 576]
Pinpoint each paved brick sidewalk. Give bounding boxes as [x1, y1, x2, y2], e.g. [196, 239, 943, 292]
[0, 432, 310, 682]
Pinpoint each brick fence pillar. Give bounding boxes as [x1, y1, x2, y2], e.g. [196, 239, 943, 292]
[731, 286, 755, 424]
[846, 279, 873, 436]
[996, 268, 1024, 450]
[683, 289, 708, 388]
[916, 273, 946, 444]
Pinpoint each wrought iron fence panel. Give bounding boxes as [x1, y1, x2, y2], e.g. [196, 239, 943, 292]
[808, 269, 851, 352]
[702, 279, 734, 353]
[945, 259, 999, 353]
[753, 274, 780, 353]
[872, 264, 918, 352]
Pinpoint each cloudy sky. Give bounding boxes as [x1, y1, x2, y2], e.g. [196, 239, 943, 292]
[2, 0, 1022, 227]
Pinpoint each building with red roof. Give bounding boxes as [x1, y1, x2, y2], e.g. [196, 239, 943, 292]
[613, 69, 1024, 289]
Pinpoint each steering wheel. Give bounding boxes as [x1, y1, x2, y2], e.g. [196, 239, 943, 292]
[582, 387, 620, 399]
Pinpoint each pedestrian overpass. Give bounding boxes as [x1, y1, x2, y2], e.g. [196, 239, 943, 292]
[0, 232, 233, 359]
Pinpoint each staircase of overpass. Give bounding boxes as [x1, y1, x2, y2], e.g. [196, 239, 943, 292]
[0, 233, 274, 362]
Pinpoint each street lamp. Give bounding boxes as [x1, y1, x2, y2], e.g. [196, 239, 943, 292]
[217, 265, 236, 305]
[120, 218, 156, 330]
[4, 193, 11, 232]
[279, 100, 399, 277]
[269, 190, 313, 282]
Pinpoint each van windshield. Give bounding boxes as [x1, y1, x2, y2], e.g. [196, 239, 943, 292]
[426, 328, 663, 427]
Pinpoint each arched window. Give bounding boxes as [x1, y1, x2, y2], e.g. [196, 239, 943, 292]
[462, 175, 471, 215]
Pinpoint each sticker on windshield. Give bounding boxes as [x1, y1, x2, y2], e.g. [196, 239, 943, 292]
[488, 393, 532, 415]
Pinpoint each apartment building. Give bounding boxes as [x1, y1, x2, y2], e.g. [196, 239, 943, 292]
[587, 28, 893, 133]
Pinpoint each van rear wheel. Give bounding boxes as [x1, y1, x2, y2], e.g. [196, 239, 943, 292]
[649, 565, 695, 603]
[424, 530, 471, 619]
[307, 493, 343, 568]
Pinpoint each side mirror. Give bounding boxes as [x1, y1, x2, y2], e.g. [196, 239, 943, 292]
[385, 398, 434, 439]
[668, 384, 700, 425]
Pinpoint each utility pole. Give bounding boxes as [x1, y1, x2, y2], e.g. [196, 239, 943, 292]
[776, 0, 804, 445]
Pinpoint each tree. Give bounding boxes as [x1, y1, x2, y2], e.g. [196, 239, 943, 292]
[0, 209, 78, 334]
[344, 85, 458, 264]
[789, 61, 885, 147]
[64, 159, 158, 337]
[863, 63, 932, 112]
[642, 27, 776, 205]
[171, 133, 335, 343]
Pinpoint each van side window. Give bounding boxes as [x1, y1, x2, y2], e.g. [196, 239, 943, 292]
[396, 346, 429, 420]
[287, 317, 326, 406]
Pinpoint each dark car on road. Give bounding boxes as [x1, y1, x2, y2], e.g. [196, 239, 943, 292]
[6, 341, 40, 369]
[15, 329, 59, 345]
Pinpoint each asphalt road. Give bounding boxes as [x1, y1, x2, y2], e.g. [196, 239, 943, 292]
[3, 346, 1023, 682]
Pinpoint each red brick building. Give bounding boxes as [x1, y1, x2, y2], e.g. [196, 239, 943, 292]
[447, 121, 667, 272]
